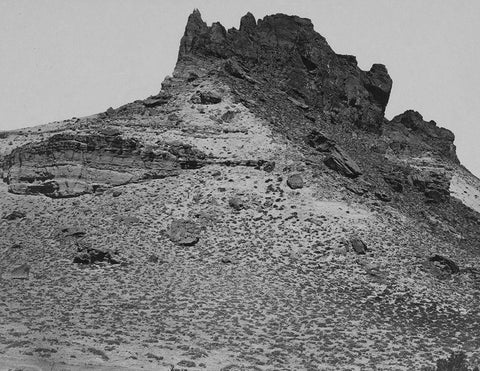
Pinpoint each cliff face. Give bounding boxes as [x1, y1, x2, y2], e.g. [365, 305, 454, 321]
[179, 10, 392, 132]
[3, 132, 206, 197]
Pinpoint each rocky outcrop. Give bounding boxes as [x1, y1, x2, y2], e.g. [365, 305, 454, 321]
[2, 132, 207, 198]
[409, 169, 451, 203]
[178, 10, 392, 132]
[387, 110, 458, 161]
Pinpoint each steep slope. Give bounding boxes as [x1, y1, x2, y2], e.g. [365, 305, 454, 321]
[1, 10, 479, 371]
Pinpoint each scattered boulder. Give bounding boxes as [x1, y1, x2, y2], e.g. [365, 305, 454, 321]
[147, 254, 160, 263]
[169, 219, 200, 246]
[254, 160, 275, 172]
[287, 96, 309, 110]
[3, 210, 26, 221]
[221, 110, 236, 122]
[224, 58, 247, 79]
[286, 174, 304, 189]
[5, 263, 30, 279]
[73, 246, 120, 265]
[228, 196, 245, 211]
[346, 183, 369, 196]
[429, 255, 459, 274]
[324, 147, 362, 178]
[375, 192, 392, 202]
[112, 189, 122, 197]
[306, 130, 335, 152]
[191, 91, 222, 104]
[384, 175, 403, 193]
[221, 256, 236, 264]
[350, 238, 367, 254]
[143, 91, 172, 107]
[60, 226, 86, 238]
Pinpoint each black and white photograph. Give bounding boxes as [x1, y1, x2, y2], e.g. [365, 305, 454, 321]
[0, 1, 479, 370]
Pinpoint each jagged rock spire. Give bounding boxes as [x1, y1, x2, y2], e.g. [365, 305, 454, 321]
[239, 12, 256, 33]
[176, 10, 393, 131]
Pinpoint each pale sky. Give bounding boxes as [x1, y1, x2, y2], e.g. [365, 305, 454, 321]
[1, 0, 479, 176]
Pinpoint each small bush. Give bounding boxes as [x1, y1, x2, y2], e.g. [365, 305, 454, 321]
[425, 352, 480, 371]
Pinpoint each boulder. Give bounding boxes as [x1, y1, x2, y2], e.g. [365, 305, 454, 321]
[384, 175, 403, 193]
[73, 246, 120, 265]
[324, 147, 362, 178]
[306, 130, 335, 152]
[4, 263, 30, 279]
[350, 238, 367, 254]
[60, 226, 86, 238]
[375, 192, 392, 202]
[169, 219, 200, 246]
[191, 91, 222, 104]
[429, 255, 459, 274]
[143, 92, 172, 107]
[228, 196, 245, 211]
[3, 210, 26, 220]
[286, 174, 304, 189]
[224, 58, 247, 79]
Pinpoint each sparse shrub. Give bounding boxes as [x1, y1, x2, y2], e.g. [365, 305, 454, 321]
[423, 352, 480, 371]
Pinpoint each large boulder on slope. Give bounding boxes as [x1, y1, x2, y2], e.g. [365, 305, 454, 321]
[324, 147, 362, 178]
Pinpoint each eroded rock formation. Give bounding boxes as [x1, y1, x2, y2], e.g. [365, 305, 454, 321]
[2, 132, 206, 197]
[179, 10, 392, 132]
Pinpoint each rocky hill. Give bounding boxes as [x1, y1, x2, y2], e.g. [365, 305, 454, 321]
[1, 10, 479, 371]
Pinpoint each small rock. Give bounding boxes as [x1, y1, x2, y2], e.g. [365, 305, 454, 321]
[177, 360, 196, 368]
[350, 238, 367, 254]
[61, 226, 86, 238]
[7, 263, 30, 279]
[228, 197, 244, 211]
[287, 96, 309, 110]
[221, 256, 236, 264]
[145, 352, 164, 361]
[286, 174, 304, 189]
[375, 192, 391, 202]
[429, 255, 459, 274]
[224, 58, 247, 79]
[147, 254, 159, 263]
[73, 243, 120, 265]
[221, 110, 236, 122]
[3, 210, 26, 221]
[261, 161, 276, 173]
[191, 91, 222, 104]
[306, 130, 335, 152]
[169, 219, 200, 246]
[384, 175, 403, 193]
[112, 189, 122, 197]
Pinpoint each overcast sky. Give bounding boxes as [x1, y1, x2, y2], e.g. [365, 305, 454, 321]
[1, 0, 479, 176]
